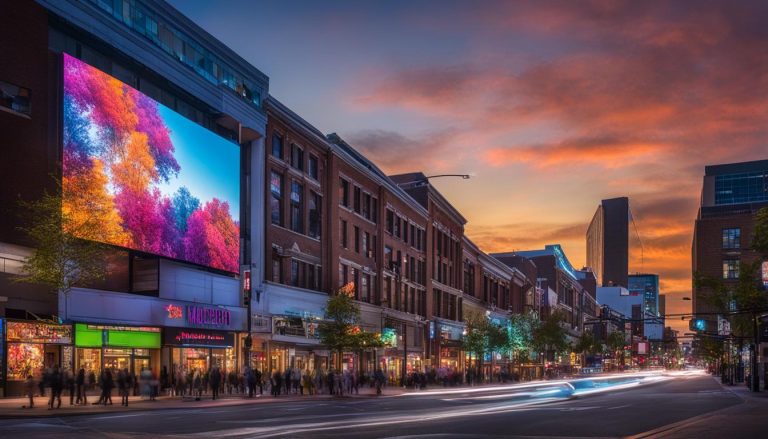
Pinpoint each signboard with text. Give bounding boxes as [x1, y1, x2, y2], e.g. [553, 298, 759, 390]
[163, 328, 235, 347]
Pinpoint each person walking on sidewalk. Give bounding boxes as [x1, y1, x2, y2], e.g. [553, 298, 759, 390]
[66, 369, 75, 405]
[24, 374, 36, 408]
[210, 366, 221, 400]
[374, 368, 385, 395]
[76, 368, 87, 405]
[101, 369, 114, 405]
[48, 365, 62, 409]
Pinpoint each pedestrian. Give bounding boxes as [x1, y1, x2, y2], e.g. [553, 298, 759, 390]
[23, 374, 36, 408]
[228, 369, 237, 395]
[101, 369, 114, 405]
[193, 371, 203, 399]
[88, 370, 96, 391]
[38, 366, 47, 398]
[271, 370, 281, 397]
[76, 368, 87, 405]
[254, 368, 263, 395]
[117, 368, 128, 406]
[284, 368, 292, 395]
[292, 367, 301, 394]
[48, 365, 62, 410]
[210, 366, 221, 400]
[66, 369, 76, 405]
[374, 368, 385, 395]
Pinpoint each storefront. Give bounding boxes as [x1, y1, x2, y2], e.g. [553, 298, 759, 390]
[436, 320, 465, 372]
[73, 323, 161, 377]
[164, 328, 237, 376]
[61, 289, 248, 381]
[4, 320, 73, 396]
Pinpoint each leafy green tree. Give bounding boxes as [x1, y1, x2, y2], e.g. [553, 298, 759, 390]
[605, 330, 627, 371]
[318, 283, 382, 372]
[15, 187, 107, 294]
[752, 207, 768, 256]
[533, 310, 569, 360]
[508, 312, 537, 365]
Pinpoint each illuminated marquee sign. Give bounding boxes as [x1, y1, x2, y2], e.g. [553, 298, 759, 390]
[187, 305, 231, 327]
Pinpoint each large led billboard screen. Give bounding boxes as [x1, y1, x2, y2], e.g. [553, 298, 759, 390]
[62, 54, 240, 273]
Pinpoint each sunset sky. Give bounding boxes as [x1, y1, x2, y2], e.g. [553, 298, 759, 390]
[169, 0, 768, 334]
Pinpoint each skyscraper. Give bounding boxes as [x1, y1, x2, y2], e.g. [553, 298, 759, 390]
[587, 197, 630, 288]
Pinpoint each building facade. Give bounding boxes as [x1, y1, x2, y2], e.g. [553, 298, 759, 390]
[587, 197, 630, 288]
[1, 0, 267, 396]
[628, 273, 660, 317]
[692, 159, 768, 388]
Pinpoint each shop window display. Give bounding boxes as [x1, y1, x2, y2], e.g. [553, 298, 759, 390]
[7, 343, 44, 380]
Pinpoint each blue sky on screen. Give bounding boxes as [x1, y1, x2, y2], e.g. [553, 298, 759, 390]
[156, 104, 240, 219]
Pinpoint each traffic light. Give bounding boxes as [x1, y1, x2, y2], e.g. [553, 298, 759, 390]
[689, 318, 707, 332]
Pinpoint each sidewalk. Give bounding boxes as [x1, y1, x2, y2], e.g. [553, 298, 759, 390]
[0, 386, 407, 419]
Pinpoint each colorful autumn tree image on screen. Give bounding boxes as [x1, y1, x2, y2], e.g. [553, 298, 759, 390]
[62, 54, 240, 273]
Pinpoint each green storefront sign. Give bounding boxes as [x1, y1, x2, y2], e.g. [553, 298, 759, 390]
[75, 324, 161, 349]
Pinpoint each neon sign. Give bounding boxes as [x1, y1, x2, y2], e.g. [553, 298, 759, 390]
[165, 304, 183, 319]
[187, 305, 231, 327]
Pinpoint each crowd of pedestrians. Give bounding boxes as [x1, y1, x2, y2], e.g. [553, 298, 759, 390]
[20, 363, 535, 410]
[21, 365, 162, 409]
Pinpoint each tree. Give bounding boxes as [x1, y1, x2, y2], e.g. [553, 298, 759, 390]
[16, 187, 108, 294]
[604, 330, 627, 371]
[752, 207, 768, 256]
[508, 312, 537, 365]
[318, 283, 382, 374]
[532, 310, 569, 360]
[574, 331, 600, 356]
[461, 312, 489, 381]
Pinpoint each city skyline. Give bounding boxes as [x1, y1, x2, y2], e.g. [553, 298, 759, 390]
[168, 0, 768, 334]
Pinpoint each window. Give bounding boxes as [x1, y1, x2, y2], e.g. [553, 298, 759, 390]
[291, 144, 304, 171]
[350, 267, 359, 296]
[308, 154, 318, 180]
[386, 209, 394, 234]
[340, 220, 348, 248]
[272, 253, 281, 283]
[270, 171, 283, 225]
[354, 226, 360, 253]
[339, 263, 348, 287]
[361, 275, 370, 303]
[403, 221, 409, 243]
[339, 178, 350, 207]
[722, 228, 741, 249]
[723, 259, 740, 279]
[0, 80, 31, 117]
[309, 191, 322, 239]
[384, 246, 393, 268]
[291, 259, 300, 286]
[290, 181, 303, 233]
[410, 225, 416, 247]
[371, 198, 378, 224]
[395, 217, 401, 238]
[363, 232, 369, 255]
[362, 193, 370, 219]
[353, 186, 361, 213]
[271, 133, 283, 159]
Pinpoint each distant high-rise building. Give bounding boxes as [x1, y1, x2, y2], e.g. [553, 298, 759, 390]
[628, 274, 660, 317]
[692, 159, 768, 329]
[587, 197, 630, 288]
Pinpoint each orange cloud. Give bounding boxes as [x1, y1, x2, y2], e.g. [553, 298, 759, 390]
[483, 138, 668, 168]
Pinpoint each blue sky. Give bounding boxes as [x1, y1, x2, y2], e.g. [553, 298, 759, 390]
[156, 105, 240, 219]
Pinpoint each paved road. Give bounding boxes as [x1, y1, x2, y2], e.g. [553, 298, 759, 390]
[0, 373, 752, 438]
